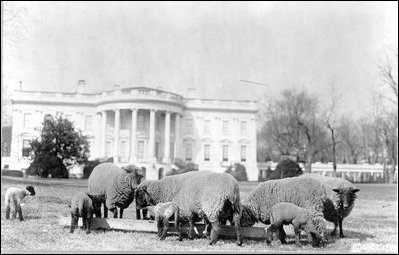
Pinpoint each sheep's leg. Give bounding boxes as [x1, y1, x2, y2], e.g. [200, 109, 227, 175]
[331, 219, 338, 236]
[136, 209, 141, 219]
[82, 213, 87, 231]
[338, 218, 345, 238]
[233, 213, 243, 246]
[11, 203, 17, 219]
[142, 208, 149, 220]
[266, 223, 279, 245]
[17, 204, 24, 221]
[293, 226, 302, 247]
[203, 217, 211, 239]
[156, 218, 163, 237]
[119, 208, 124, 219]
[177, 221, 183, 241]
[86, 218, 91, 234]
[209, 221, 221, 245]
[5, 204, 11, 219]
[113, 209, 118, 219]
[188, 217, 195, 240]
[70, 214, 78, 233]
[276, 225, 287, 244]
[103, 203, 108, 218]
[160, 218, 169, 240]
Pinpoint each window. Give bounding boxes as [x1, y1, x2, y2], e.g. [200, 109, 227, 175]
[222, 145, 229, 162]
[241, 145, 247, 162]
[170, 142, 175, 160]
[240, 121, 247, 136]
[85, 115, 93, 131]
[22, 139, 31, 157]
[185, 143, 193, 161]
[65, 114, 72, 121]
[156, 116, 160, 131]
[185, 119, 193, 135]
[120, 141, 127, 158]
[23, 113, 31, 129]
[137, 115, 145, 131]
[121, 113, 129, 129]
[137, 141, 144, 160]
[171, 118, 176, 134]
[44, 114, 52, 121]
[105, 141, 112, 157]
[204, 144, 210, 161]
[222, 120, 229, 136]
[204, 120, 211, 135]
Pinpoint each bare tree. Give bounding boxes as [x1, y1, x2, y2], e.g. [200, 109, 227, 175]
[324, 82, 344, 176]
[258, 87, 327, 172]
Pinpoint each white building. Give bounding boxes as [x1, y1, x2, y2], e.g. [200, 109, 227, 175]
[9, 82, 259, 180]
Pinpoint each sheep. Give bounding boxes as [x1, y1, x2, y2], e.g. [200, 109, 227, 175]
[299, 173, 360, 238]
[87, 162, 144, 218]
[266, 202, 327, 247]
[135, 170, 243, 246]
[240, 176, 328, 241]
[69, 192, 101, 234]
[151, 202, 182, 241]
[5, 186, 36, 221]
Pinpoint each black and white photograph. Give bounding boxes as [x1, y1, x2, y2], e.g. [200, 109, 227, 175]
[1, 1, 398, 253]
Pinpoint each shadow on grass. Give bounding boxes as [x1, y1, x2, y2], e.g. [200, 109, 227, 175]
[327, 230, 375, 242]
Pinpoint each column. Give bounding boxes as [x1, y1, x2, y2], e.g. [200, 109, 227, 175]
[130, 109, 138, 162]
[163, 111, 171, 163]
[174, 113, 181, 159]
[96, 112, 102, 158]
[148, 109, 156, 162]
[113, 109, 120, 163]
[101, 111, 107, 158]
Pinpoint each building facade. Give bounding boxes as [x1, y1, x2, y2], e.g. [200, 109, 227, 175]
[10, 83, 259, 180]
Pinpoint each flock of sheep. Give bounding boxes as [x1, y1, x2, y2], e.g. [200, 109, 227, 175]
[4, 161, 360, 248]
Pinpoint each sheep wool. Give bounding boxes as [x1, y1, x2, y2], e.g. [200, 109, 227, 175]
[241, 176, 327, 227]
[88, 163, 144, 218]
[70, 192, 98, 234]
[299, 173, 360, 237]
[135, 170, 243, 246]
[5, 186, 36, 221]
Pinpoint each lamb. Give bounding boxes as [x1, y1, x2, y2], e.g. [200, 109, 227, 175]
[299, 173, 360, 237]
[152, 202, 182, 241]
[87, 163, 144, 218]
[135, 170, 243, 246]
[5, 186, 36, 221]
[240, 176, 328, 241]
[69, 192, 101, 234]
[266, 202, 327, 247]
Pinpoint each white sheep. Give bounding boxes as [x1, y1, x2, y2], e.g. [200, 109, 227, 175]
[5, 186, 36, 221]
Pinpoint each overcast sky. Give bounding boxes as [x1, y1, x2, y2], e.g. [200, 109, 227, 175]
[2, 1, 398, 118]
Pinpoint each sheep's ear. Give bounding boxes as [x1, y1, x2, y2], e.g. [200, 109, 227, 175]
[352, 188, 360, 193]
[332, 189, 340, 193]
[122, 165, 133, 173]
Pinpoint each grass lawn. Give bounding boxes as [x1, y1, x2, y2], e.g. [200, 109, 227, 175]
[1, 176, 398, 253]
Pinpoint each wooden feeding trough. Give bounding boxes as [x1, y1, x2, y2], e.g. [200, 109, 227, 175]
[58, 217, 267, 240]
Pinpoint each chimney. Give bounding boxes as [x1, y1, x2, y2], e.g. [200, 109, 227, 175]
[76, 80, 86, 93]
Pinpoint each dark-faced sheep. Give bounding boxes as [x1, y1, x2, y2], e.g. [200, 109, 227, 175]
[87, 163, 144, 218]
[5, 186, 36, 221]
[240, 176, 328, 241]
[266, 202, 327, 247]
[69, 192, 101, 234]
[299, 174, 360, 237]
[135, 170, 243, 246]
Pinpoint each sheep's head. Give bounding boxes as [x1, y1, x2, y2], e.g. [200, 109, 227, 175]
[122, 164, 145, 190]
[240, 204, 258, 227]
[307, 215, 327, 247]
[333, 187, 360, 211]
[86, 193, 105, 217]
[25, 186, 35, 196]
[135, 181, 155, 209]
